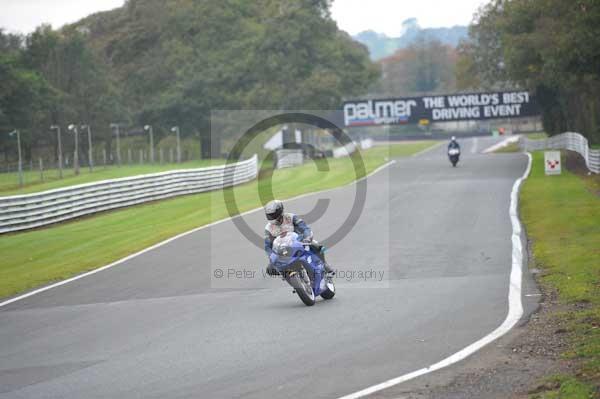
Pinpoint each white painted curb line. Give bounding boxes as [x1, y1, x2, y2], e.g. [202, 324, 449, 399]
[482, 135, 520, 153]
[0, 158, 397, 308]
[336, 152, 533, 399]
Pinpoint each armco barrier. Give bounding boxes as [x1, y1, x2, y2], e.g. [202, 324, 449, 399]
[0, 155, 258, 234]
[360, 138, 373, 150]
[519, 132, 599, 173]
[275, 149, 303, 169]
[333, 143, 357, 158]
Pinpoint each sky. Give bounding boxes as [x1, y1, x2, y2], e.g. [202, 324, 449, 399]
[330, 0, 487, 36]
[0, 0, 486, 36]
[0, 0, 125, 34]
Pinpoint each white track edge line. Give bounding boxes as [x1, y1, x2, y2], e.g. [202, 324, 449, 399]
[336, 152, 533, 399]
[411, 141, 443, 157]
[0, 159, 396, 308]
[482, 136, 520, 154]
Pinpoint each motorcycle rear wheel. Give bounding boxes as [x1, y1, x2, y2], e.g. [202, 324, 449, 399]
[321, 278, 336, 300]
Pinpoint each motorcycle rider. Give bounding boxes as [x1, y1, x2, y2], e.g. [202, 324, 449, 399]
[448, 136, 461, 151]
[263, 200, 334, 277]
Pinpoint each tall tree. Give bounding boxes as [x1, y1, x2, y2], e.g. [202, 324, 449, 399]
[377, 36, 457, 96]
[23, 25, 124, 156]
[0, 30, 56, 162]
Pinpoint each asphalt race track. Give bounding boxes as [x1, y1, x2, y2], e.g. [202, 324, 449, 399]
[0, 137, 530, 399]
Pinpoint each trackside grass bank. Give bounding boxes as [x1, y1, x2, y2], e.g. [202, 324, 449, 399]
[520, 151, 600, 398]
[0, 142, 435, 300]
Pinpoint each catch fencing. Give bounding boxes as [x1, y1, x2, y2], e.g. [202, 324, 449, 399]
[0, 155, 258, 234]
[519, 132, 599, 173]
[1, 147, 198, 189]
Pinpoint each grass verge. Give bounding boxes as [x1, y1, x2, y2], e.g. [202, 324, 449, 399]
[526, 133, 550, 140]
[0, 141, 435, 300]
[520, 151, 600, 397]
[0, 160, 225, 196]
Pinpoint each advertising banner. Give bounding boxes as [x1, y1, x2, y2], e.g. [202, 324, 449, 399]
[343, 91, 540, 127]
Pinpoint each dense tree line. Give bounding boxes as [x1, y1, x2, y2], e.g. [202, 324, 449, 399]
[0, 26, 121, 164]
[457, 0, 600, 143]
[0, 0, 378, 163]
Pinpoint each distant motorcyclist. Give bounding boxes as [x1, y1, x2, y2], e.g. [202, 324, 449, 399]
[447, 136, 461, 167]
[263, 200, 334, 276]
[448, 136, 461, 151]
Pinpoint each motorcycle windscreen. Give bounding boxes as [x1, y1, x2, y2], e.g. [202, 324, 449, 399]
[273, 233, 301, 264]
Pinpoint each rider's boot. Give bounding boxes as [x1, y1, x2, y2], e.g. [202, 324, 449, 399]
[323, 261, 335, 277]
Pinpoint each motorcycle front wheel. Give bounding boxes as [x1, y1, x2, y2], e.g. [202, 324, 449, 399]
[288, 270, 316, 306]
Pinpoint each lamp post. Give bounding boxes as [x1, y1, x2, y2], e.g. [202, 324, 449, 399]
[8, 130, 23, 187]
[144, 125, 155, 163]
[50, 125, 63, 179]
[110, 123, 121, 166]
[81, 124, 93, 172]
[68, 124, 80, 176]
[171, 126, 181, 163]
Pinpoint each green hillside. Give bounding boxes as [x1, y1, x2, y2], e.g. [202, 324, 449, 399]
[73, 0, 379, 129]
[0, 0, 379, 165]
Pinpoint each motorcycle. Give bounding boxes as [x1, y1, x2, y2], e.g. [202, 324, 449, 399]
[269, 232, 335, 306]
[448, 147, 460, 167]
